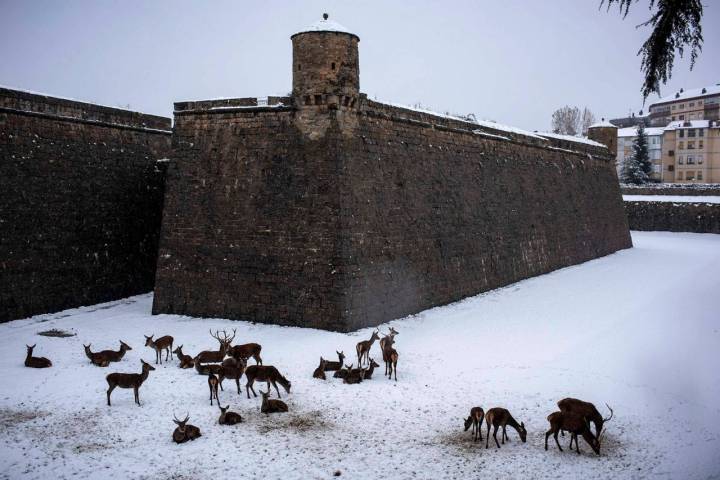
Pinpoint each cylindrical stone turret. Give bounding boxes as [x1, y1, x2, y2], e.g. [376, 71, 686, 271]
[588, 118, 619, 155]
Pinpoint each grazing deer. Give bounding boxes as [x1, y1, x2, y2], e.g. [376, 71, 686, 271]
[172, 413, 202, 443]
[195, 329, 235, 364]
[343, 365, 367, 384]
[173, 345, 194, 369]
[386, 347, 399, 381]
[106, 359, 155, 406]
[323, 351, 345, 371]
[313, 358, 327, 380]
[218, 361, 246, 394]
[380, 327, 398, 376]
[545, 411, 600, 455]
[229, 342, 263, 365]
[208, 372, 220, 406]
[218, 405, 243, 425]
[245, 365, 291, 399]
[557, 398, 613, 438]
[24, 345, 52, 368]
[84, 344, 110, 367]
[144, 334, 174, 365]
[333, 363, 352, 379]
[484, 407, 527, 449]
[363, 358, 380, 380]
[260, 388, 288, 414]
[464, 407, 485, 442]
[356, 330, 380, 366]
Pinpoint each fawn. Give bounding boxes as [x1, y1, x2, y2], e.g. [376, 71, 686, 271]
[260, 388, 288, 414]
[356, 330, 380, 366]
[172, 413, 202, 443]
[485, 407, 527, 449]
[24, 345, 52, 368]
[313, 358, 327, 380]
[245, 365, 291, 399]
[106, 359, 155, 406]
[144, 334, 174, 364]
[218, 405, 243, 425]
[464, 407, 485, 442]
[172, 345, 195, 369]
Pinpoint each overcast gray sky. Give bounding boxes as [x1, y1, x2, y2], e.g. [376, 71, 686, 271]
[1, 0, 718, 131]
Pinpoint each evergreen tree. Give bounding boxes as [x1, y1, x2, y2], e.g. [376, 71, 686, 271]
[633, 123, 653, 179]
[621, 152, 648, 185]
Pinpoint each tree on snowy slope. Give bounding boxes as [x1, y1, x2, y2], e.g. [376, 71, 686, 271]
[633, 123, 653, 178]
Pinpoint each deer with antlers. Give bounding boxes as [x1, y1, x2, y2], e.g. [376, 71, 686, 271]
[208, 372, 220, 406]
[106, 359, 155, 406]
[557, 398, 613, 438]
[245, 365, 291, 399]
[356, 330, 380, 367]
[260, 387, 288, 414]
[545, 411, 601, 455]
[322, 351, 345, 371]
[144, 334, 174, 365]
[172, 345, 195, 369]
[195, 329, 235, 364]
[229, 341, 263, 365]
[313, 358, 327, 380]
[218, 360, 246, 394]
[464, 407, 485, 442]
[24, 345, 51, 368]
[172, 413, 202, 443]
[484, 407, 527, 449]
[218, 405, 243, 425]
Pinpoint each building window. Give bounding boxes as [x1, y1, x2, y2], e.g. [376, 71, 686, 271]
[699, 141, 703, 149]
[678, 141, 684, 149]
[678, 155, 684, 164]
[679, 115, 685, 120]
[679, 129, 685, 138]
[668, 150, 675, 156]
[298, 64, 302, 71]
[699, 129, 704, 137]
[687, 156, 694, 164]
[689, 102, 695, 107]
[698, 155, 704, 164]
[698, 171, 703, 181]
[686, 172, 695, 181]
[672, 116, 676, 120]
[331, 62, 336, 70]
[668, 165, 674, 172]
[680, 104, 685, 109]
[672, 105, 676, 110]
[678, 171, 683, 180]
[688, 129, 696, 137]
[688, 141, 695, 149]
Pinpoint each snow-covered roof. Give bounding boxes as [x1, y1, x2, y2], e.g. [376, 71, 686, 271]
[663, 120, 711, 131]
[535, 131, 605, 148]
[651, 84, 720, 105]
[589, 119, 615, 128]
[293, 14, 357, 38]
[617, 126, 665, 137]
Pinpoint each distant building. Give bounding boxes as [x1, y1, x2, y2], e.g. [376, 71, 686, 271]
[661, 120, 720, 183]
[609, 114, 648, 129]
[617, 126, 665, 181]
[647, 84, 720, 127]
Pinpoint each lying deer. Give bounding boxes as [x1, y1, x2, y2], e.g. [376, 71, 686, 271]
[85, 340, 133, 367]
[334, 363, 352, 379]
[363, 358, 380, 380]
[84, 344, 110, 367]
[557, 398, 613, 438]
[380, 327, 398, 376]
[356, 330, 380, 366]
[344, 365, 367, 384]
[323, 351, 345, 371]
[172, 345, 194, 369]
[229, 342, 263, 365]
[106, 359, 155, 406]
[218, 405, 243, 425]
[24, 344, 52, 368]
[208, 372, 220, 406]
[464, 407, 485, 442]
[195, 329, 235, 364]
[386, 347, 399, 381]
[313, 358, 327, 380]
[144, 334, 174, 365]
[260, 388, 288, 414]
[545, 411, 600, 455]
[245, 365, 291, 399]
[218, 361, 246, 394]
[172, 413, 202, 443]
[485, 407, 527, 449]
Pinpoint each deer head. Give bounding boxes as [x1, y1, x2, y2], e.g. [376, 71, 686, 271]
[173, 413, 190, 433]
[518, 422, 527, 442]
[368, 358, 380, 369]
[119, 341, 132, 351]
[464, 416, 473, 431]
[370, 330, 380, 341]
[585, 418, 601, 454]
[388, 327, 398, 336]
[144, 335, 154, 347]
[141, 359, 156, 372]
[26, 344, 36, 356]
[210, 329, 236, 350]
[337, 351, 345, 363]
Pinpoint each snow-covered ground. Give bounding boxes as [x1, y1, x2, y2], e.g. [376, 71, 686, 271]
[1, 231, 719, 480]
[624, 195, 720, 204]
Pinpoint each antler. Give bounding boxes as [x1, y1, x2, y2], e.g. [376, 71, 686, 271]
[226, 328, 236, 344]
[172, 412, 188, 423]
[209, 329, 222, 341]
[603, 404, 614, 423]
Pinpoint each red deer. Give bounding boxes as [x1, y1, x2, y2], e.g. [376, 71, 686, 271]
[106, 360, 155, 406]
[557, 398, 613, 438]
[484, 407, 527, 449]
[343, 365, 367, 384]
[144, 334, 174, 364]
[245, 365, 291, 399]
[229, 342, 263, 365]
[323, 351, 345, 371]
[195, 329, 235, 364]
[101, 340, 132, 363]
[208, 372, 220, 406]
[313, 358, 327, 380]
[218, 361, 246, 394]
[363, 358, 380, 380]
[218, 405, 243, 425]
[84, 344, 110, 367]
[356, 330, 380, 366]
[464, 407, 485, 442]
[172, 413, 202, 443]
[380, 328, 398, 376]
[545, 411, 600, 455]
[260, 388, 288, 414]
[194, 358, 224, 390]
[172, 345, 194, 369]
[386, 347, 399, 381]
[24, 345, 52, 368]
[333, 363, 352, 379]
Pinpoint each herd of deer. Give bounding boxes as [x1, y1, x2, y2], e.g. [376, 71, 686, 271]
[24, 324, 614, 454]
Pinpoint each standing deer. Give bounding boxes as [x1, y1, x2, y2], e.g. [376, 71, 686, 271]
[484, 407, 527, 449]
[313, 358, 327, 380]
[229, 342, 263, 365]
[218, 405, 243, 425]
[106, 359, 155, 406]
[380, 327, 398, 376]
[172, 413, 202, 443]
[245, 365, 291, 399]
[24, 345, 52, 368]
[464, 406, 485, 442]
[144, 334, 174, 365]
[218, 361, 246, 394]
[356, 330, 380, 366]
[545, 411, 600, 455]
[322, 351, 345, 371]
[557, 398, 613, 438]
[363, 358, 380, 380]
[173, 345, 195, 369]
[84, 344, 110, 367]
[208, 372, 220, 406]
[260, 387, 288, 414]
[194, 358, 224, 386]
[386, 347, 399, 381]
[195, 329, 235, 364]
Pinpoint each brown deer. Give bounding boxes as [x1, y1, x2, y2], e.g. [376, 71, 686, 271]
[363, 358, 380, 380]
[144, 334, 174, 365]
[545, 411, 600, 455]
[106, 359, 155, 406]
[557, 398, 614, 438]
[260, 387, 288, 414]
[195, 329, 235, 364]
[313, 358, 327, 380]
[24, 345, 52, 368]
[172, 413, 202, 443]
[84, 344, 110, 367]
[380, 327, 398, 376]
[218, 361, 246, 394]
[386, 347, 399, 381]
[194, 358, 224, 387]
[464, 407, 485, 442]
[229, 342, 263, 365]
[218, 405, 243, 425]
[484, 407, 527, 449]
[245, 365, 291, 399]
[322, 351, 345, 371]
[172, 345, 194, 369]
[333, 363, 352, 379]
[356, 330, 380, 366]
[343, 365, 368, 384]
[208, 372, 220, 406]
[100, 340, 132, 363]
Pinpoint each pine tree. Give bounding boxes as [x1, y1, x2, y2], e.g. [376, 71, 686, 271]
[633, 123, 653, 179]
[621, 153, 648, 185]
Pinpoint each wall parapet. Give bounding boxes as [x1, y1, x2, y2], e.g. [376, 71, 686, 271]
[624, 201, 720, 233]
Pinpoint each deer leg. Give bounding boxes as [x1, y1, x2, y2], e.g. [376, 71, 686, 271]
[478, 421, 483, 441]
[493, 425, 501, 448]
[554, 430, 563, 452]
[134, 387, 140, 406]
[393, 362, 397, 381]
[169, 344, 173, 360]
[236, 377, 241, 394]
[545, 429, 551, 450]
[271, 381, 281, 398]
[485, 422, 491, 449]
[574, 435, 581, 454]
[501, 426, 506, 444]
[106, 385, 115, 406]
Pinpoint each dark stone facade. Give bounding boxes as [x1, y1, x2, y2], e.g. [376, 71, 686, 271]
[624, 201, 720, 233]
[0, 87, 171, 322]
